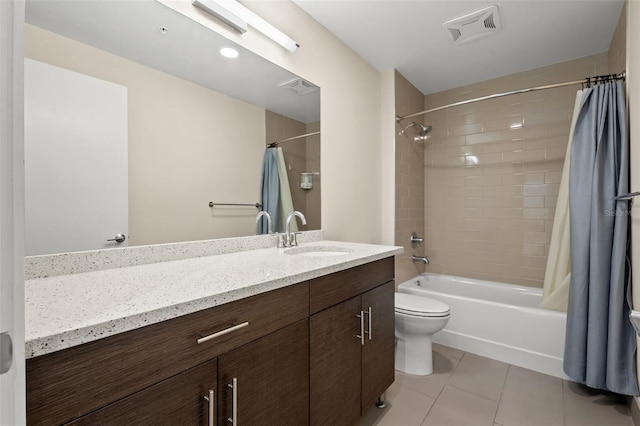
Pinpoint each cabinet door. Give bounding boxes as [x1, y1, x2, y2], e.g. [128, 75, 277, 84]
[361, 281, 395, 412]
[310, 296, 362, 426]
[66, 359, 216, 426]
[218, 319, 309, 426]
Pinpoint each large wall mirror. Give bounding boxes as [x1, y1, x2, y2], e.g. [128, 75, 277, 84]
[24, 0, 321, 256]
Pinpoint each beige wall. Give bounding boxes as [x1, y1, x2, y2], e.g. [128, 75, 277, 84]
[25, 25, 267, 246]
[421, 53, 608, 288]
[265, 111, 321, 231]
[609, 1, 627, 75]
[395, 71, 426, 284]
[381, 70, 397, 247]
[160, 0, 384, 244]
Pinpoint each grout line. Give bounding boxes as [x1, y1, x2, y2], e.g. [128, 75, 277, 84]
[434, 351, 504, 406]
[561, 379, 567, 426]
[493, 363, 511, 425]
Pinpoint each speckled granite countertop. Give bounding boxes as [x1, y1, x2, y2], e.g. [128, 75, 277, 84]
[25, 240, 402, 358]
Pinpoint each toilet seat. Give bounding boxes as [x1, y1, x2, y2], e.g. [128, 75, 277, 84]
[395, 293, 450, 318]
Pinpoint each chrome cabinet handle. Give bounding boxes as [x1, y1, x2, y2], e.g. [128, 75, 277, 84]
[197, 322, 249, 344]
[203, 389, 214, 426]
[366, 307, 372, 340]
[106, 233, 126, 243]
[356, 311, 365, 345]
[227, 377, 238, 424]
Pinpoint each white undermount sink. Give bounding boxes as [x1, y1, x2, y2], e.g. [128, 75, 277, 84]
[284, 246, 353, 257]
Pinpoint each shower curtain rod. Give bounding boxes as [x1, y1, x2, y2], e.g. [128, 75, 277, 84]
[268, 131, 320, 148]
[396, 72, 626, 122]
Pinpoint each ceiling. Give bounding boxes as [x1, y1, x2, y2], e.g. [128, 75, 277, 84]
[25, 0, 320, 123]
[293, 0, 625, 95]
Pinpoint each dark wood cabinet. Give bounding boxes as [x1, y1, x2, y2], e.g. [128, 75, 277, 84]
[310, 296, 363, 425]
[361, 281, 395, 412]
[26, 256, 395, 426]
[218, 319, 309, 426]
[27, 283, 309, 425]
[66, 359, 217, 426]
[309, 261, 395, 426]
[63, 321, 310, 426]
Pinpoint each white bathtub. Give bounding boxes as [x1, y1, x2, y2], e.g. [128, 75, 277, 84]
[398, 273, 567, 379]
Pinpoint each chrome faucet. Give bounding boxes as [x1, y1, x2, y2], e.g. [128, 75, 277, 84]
[284, 211, 307, 247]
[412, 255, 430, 265]
[255, 211, 272, 234]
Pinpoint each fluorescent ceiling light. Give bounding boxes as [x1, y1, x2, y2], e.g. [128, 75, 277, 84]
[191, 0, 299, 52]
[193, 0, 247, 33]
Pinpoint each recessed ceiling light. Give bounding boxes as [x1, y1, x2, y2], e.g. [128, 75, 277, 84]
[220, 47, 239, 58]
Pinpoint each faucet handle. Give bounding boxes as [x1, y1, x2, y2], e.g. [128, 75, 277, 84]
[278, 234, 287, 248]
[410, 232, 424, 248]
[290, 232, 303, 247]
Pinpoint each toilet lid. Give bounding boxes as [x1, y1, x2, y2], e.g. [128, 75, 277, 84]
[395, 293, 450, 317]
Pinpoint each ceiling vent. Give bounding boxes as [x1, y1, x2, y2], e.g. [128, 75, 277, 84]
[443, 5, 501, 45]
[279, 78, 319, 95]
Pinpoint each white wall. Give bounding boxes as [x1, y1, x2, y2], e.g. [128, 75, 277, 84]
[0, 0, 25, 423]
[160, 0, 386, 244]
[628, 0, 640, 392]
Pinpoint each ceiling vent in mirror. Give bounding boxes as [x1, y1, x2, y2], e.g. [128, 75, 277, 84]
[279, 78, 319, 95]
[443, 5, 501, 45]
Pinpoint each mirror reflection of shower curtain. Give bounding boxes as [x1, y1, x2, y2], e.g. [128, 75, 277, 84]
[275, 147, 297, 233]
[564, 81, 638, 396]
[540, 90, 583, 311]
[258, 148, 280, 234]
[258, 147, 296, 234]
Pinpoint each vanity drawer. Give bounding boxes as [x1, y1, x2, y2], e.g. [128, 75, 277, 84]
[27, 282, 309, 425]
[309, 257, 394, 314]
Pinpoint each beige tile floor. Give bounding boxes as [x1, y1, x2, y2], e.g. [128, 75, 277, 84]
[360, 344, 633, 426]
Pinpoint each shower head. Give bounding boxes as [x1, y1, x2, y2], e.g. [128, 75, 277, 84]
[398, 121, 433, 142]
[415, 123, 433, 140]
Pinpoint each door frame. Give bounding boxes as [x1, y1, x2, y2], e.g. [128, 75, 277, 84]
[0, 0, 26, 424]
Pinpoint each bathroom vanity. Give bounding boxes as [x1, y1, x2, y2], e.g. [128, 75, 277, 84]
[24, 237, 400, 425]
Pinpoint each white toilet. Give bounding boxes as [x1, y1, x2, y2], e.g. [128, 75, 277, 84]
[394, 292, 450, 376]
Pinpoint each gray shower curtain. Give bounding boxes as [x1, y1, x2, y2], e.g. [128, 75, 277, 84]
[564, 81, 639, 396]
[258, 148, 280, 234]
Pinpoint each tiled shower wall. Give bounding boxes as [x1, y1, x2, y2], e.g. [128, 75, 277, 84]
[392, 8, 627, 288]
[421, 53, 612, 287]
[609, 1, 627, 75]
[420, 47, 628, 287]
[395, 71, 426, 285]
[305, 120, 321, 230]
[265, 111, 321, 231]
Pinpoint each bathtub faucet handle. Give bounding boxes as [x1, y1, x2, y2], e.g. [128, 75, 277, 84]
[410, 232, 424, 248]
[411, 255, 430, 265]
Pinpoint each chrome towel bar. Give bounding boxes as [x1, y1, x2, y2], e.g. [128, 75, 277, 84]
[614, 191, 640, 201]
[209, 202, 262, 209]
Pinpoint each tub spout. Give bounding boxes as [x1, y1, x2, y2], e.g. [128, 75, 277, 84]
[411, 255, 429, 265]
